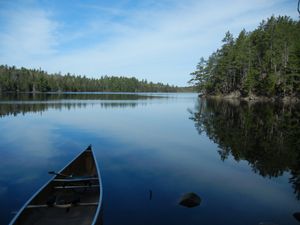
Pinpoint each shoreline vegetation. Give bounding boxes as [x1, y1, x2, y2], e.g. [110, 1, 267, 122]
[200, 91, 300, 103]
[0, 65, 193, 93]
[190, 16, 300, 102]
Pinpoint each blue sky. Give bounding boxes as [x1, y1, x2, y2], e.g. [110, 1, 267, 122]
[0, 0, 297, 86]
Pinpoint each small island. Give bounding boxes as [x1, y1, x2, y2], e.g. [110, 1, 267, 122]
[190, 16, 300, 102]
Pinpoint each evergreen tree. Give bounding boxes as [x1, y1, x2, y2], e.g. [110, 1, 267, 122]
[0, 65, 181, 93]
[190, 16, 300, 98]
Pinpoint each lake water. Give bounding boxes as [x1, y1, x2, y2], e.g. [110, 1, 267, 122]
[0, 93, 299, 225]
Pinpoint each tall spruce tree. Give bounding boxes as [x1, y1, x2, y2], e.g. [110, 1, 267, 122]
[190, 16, 300, 98]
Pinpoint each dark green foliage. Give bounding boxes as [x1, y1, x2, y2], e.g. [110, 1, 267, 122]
[0, 65, 179, 93]
[190, 16, 300, 98]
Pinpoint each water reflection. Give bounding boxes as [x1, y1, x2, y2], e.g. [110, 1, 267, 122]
[0, 92, 161, 101]
[2, 93, 298, 225]
[0, 93, 160, 118]
[0, 102, 149, 117]
[189, 98, 300, 200]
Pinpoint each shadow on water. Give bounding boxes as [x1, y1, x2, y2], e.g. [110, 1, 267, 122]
[189, 98, 300, 200]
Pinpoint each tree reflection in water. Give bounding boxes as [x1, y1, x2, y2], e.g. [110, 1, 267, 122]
[189, 98, 300, 200]
[0, 93, 153, 118]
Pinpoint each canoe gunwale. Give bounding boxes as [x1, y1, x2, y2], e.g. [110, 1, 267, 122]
[9, 145, 102, 225]
[89, 147, 102, 225]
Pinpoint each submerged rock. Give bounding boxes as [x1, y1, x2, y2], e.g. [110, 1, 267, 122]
[179, 192, 201, 208]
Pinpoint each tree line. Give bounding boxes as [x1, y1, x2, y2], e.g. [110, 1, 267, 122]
[190, 16, 300, 98]
[0, 65, 179, 92]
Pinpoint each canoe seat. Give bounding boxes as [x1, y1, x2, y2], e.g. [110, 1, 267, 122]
[45, 192, 80, 207]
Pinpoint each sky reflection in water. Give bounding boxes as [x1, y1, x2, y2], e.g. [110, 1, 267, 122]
[0, 93, 299, 225]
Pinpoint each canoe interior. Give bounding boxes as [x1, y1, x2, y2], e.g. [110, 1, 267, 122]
[12, 149, 101, 225]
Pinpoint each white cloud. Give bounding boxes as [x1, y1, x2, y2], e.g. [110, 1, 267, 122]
[0, 7, 58, 64]
[0, 0, 297, 85]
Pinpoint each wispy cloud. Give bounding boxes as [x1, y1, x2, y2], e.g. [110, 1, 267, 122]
[0, 7, 58, 64]
[0, 0, 297, 85]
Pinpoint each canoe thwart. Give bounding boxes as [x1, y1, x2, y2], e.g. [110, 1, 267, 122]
[53, 177, 99, 182]
[27, 202, 99, 209]
[54, 184, 100, 189]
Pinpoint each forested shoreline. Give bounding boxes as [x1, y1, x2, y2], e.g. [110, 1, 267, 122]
[190, 16, 300, 100]
[0, 65, 186, 93]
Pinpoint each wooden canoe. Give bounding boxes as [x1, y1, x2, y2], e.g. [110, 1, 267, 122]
[9, 145, 103, 225]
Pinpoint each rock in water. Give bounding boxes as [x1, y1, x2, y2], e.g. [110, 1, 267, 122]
[293, 212, 300, 222]
[179, 192, 201, 208]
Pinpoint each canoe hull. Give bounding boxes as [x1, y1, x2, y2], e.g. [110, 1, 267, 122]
[9, 146, 102, 225]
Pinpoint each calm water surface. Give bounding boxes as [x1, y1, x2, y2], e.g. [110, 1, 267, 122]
[0, 93, 299, 225]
